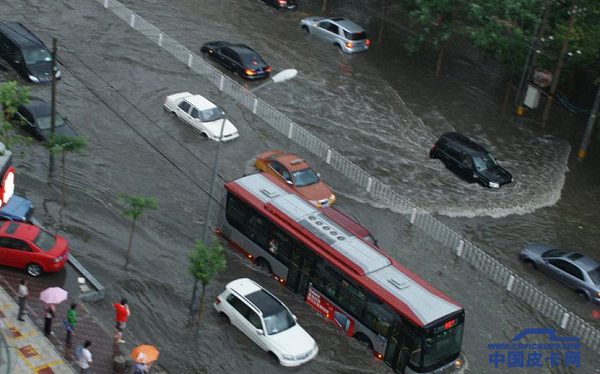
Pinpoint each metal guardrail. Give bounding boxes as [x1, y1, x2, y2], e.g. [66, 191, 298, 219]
[95, 0, 600, 353]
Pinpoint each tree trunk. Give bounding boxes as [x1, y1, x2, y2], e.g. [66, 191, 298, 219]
[377, 0, 387, 45]
[435, 46, 445, 78]
[501, 81, 513, 115]
[321, 0, 327, 12]
[125, 218, 137, 266]
[61, 152, 66, 205]
[197, 283, 207, 322]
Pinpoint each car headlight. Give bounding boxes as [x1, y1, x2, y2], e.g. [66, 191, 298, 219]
[329, 194, 336, 203]
[489, 182, 500, 188]
[28, 75, 40, 83]
[52, 255, 63, 263]
[281, 354, 295, 361]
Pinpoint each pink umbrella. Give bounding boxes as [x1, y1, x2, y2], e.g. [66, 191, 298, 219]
[39, 287, 68, 305]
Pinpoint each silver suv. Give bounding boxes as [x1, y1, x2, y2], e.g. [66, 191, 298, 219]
[300, 17, 370, 53]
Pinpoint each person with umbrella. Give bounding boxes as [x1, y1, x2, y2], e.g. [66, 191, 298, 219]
[131, 345, 159, 374]
[39, 287, 68, 336]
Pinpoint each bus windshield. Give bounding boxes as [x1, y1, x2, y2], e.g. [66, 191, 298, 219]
[421, 322, 464, 370]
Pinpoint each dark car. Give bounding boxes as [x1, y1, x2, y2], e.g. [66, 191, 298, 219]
[261, 0, 297, 10]
[429, 132, 512, 188]
[0, 195, 34, 223]
[0, 22, 60, 83]
[14, 97, 78, 140]
[520, 244, 600, 303]
[201, 42, 271, 80]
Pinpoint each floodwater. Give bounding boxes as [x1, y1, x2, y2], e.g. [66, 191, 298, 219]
[1, 0, 599, 372]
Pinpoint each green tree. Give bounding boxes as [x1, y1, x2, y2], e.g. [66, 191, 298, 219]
[0, 81, 32, 154]
[119, 194, 158, 266]
[43, 135, 88, 203]
[187, 237, 227, 321]
[400, 0, 466, 77]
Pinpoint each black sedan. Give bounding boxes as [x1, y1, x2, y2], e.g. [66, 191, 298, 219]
[14, 97, 78, 141]
[200, 42, 271, 80]
[261, 0, 297, 10]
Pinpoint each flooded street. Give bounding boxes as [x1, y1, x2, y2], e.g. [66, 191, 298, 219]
[1, 0, 599, 372]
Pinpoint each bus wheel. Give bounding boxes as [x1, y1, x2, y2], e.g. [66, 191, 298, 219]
[255, 258, 272, 274]
[354, 333, 374, 350]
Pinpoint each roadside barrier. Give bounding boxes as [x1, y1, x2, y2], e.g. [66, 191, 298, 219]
[95, 0, 600, 353]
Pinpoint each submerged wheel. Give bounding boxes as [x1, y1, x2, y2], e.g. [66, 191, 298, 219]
[255, 258, 272, 274]
[576, 290, 589, 300]
[219, 312, 231, 325]
[26, 263, 42, 277]
[354, 333, 374, 350]
[523, 259, 537, 270]
[301, 25, 310, 34]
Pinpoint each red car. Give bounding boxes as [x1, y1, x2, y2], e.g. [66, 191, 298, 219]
[255, 150, 335, 206]
[0, 222, 69, 277]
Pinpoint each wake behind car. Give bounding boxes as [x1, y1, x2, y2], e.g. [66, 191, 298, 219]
[260, 0, 297, 10]
[429, 132, 512, 188]
[14, 97, 78, 141]
[520, 244, 600, 303]
[255, 150, 335, 206]
[0, 221, 68, 277]
[214, 278, 318, 366]
[201, 42, 271, 80]
[0, 22, 61, 83]
[300, 17, 370, 53]
[164, 92, 239, 141]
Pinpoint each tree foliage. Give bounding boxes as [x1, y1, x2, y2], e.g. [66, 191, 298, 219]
[119, 193, 158, 266]
[0, 81, 32, 154]
[43, 134, 88, 203]
[188, 237, 227, 320]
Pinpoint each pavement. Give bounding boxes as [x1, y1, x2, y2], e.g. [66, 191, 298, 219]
[0, 271, 123, 374]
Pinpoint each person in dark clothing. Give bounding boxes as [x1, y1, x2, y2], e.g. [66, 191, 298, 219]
[44, 304, 56, 336]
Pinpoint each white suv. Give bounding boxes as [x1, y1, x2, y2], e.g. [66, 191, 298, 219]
[213, 278, 318, 366]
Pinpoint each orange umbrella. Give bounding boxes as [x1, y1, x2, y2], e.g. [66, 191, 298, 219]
[131, 345, 159, 363]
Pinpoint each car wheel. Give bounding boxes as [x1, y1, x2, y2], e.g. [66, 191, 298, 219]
[523, 259, 537, 270]
[301, 25, 310, 34]
[576, 290, 589, 300]
[354, 333, 374, 350]
[219, 312, 231, 325]
[255, 258, 272, 274]
[200, 132, 208, 139]
[26, 263, 42, 277]
[336, 43, 343, 52]
[268, 352, 281, 365]
[429, 149, 437, 159]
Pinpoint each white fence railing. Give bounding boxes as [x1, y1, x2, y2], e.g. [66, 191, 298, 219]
[95, 0, 600, 353]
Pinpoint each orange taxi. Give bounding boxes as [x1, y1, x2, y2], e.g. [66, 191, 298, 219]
[255, 150, 335, 206]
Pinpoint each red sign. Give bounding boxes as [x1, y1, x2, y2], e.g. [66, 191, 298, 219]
[305, 286, 354, 335]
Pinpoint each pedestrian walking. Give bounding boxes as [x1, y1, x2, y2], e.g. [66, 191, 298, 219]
[44, 303, 56, 336]
[113, 298, 131, 344]
[17, 278, 28, 321]
[133, 362, 151, 374]
[77, 340, 93, 374]
[66, 303, 77, 344]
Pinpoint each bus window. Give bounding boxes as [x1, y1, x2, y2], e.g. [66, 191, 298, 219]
[363, 297, 394, 338]
[337, 279, 366, 317]
[246, 210, 269, 248]
[313, 264, 339, 300]
[272, 230, 292, 266]
[226, 193, 248, 232]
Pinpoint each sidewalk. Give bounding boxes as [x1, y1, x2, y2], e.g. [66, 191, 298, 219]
[0, 286, 76, 374]
[0, 271, 120, 374]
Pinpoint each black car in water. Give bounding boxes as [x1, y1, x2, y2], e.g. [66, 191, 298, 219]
[201, 42, 271, 80]
[429, 132, 512, 188]
[261, 0, 297, 10]
[14, 97, 78, 141]
[0, 22, 60, 83]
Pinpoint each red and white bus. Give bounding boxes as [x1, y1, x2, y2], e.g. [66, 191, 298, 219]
[217, 173, 464, 373]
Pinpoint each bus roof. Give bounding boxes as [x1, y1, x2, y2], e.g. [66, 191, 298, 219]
[226, 173, 463, 327]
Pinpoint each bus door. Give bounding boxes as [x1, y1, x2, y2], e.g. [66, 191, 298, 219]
[384, 322, 418, 373]
[286, 244, 315, 297]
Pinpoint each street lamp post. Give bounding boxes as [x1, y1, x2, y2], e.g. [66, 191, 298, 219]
[190, 69, 298, 311]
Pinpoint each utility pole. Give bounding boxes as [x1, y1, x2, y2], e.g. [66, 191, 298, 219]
[577, 83, 600, 161]
[321, 0, 327, 12]
[541, 7, 577, 126]
[515, 0, 552, 115]
[49, 38, 58, 175]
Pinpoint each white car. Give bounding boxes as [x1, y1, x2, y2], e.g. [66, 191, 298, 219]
[213, 278, 318, 367]
[163, 92, 239, 141]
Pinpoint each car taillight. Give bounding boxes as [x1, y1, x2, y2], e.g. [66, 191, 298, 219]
[244, 69, 256, 76]
[366, 39, 371, 46]
[215, 297, 221, 305]
[431, 144, 436, 151]
[346, 42, 353, 48]
[265, 66, 272, 73]
[277, 0, 286, 4]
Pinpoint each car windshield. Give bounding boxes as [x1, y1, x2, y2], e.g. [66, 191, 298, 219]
[292, 168, 319, 187]
[263, 309, 296, 335]
[23, 48, 51, 64]
[240, 53, 265, 67]
[542, 249, 566, 258]
[33, 229, 56, 252]
[200, 107, 223, 122]
[588, 267, 600, 285]
[344, 30, 368, 40]
[472, 153, 498, 171]
[36, 115, 65, 130]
